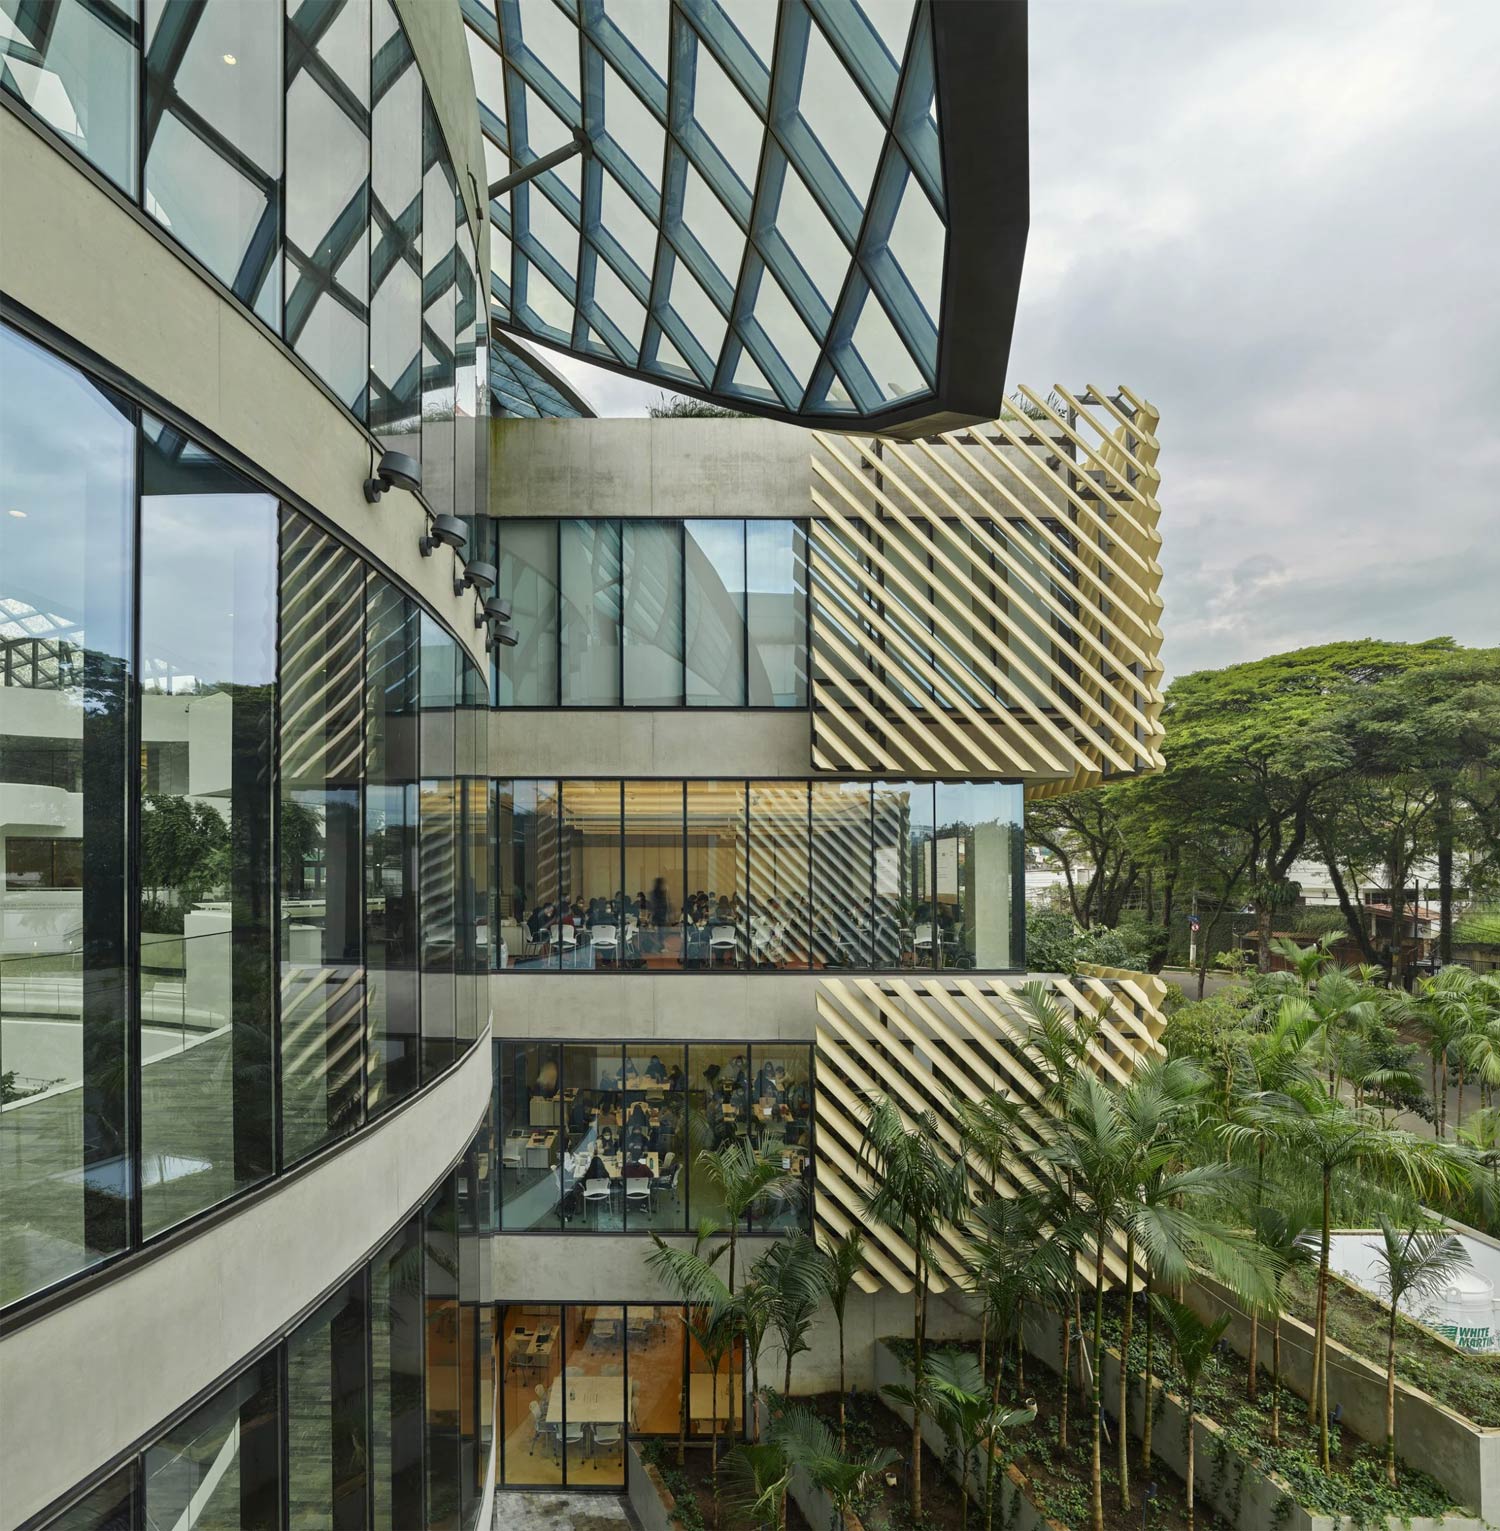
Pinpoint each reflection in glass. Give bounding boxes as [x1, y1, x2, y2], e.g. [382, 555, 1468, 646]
[559, 781, 621, 969]
[419, 619, 457, 1072]
[421, 95, 457, 519]
[138, 416, 277, 1238]
[499, 1041, 562, 1230]
[500, 1303, 563, 1485]
[624, 781, 682, 969]
[872, 780, 933, 968]
[36, 1465, 134, 1531]
[0, 0, 139, 194]
[810, 782, 873, 968]
[366, 580, 420, 1113]
[687, 1043, 748, 1229]
[287, 1273, 368, 1529]
[684, 782, 744, 969]
[626, 1305, 683, 1440]
[934, 782, 1024, 970]
[622, 1044, 686, 1230]
[284, 0, 371, 413]
[563, 1044, 624, 1232]
[563, 1306, 626, 1485]
[496, 779, 559, 969]
[144, 0, 282, 323]
[425, 1173, 461, 1531]
[495, 520, 558, 706]
[372, 1214, 424, 1531]
[746, 520, 807, 706]
[747, 783, 810, 968]
[685, 520, 745, 706]
[369, 0, 423, 452]
[622, 521, 683, 705]
[279, 514, 366, 1164]
[747, 1045, 813, 1234]
[0, 325, 133, 1306]
[143, 1358, 281, 1530]
[560, 520, 621, 705]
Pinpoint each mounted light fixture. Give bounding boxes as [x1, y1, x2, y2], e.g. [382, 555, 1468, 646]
[363, 450, 421, 504]
[455, 559, 497, 596]
[483, 596, 512, 623]
[490, 620, 519, 648]
[419, 514, 467, 557]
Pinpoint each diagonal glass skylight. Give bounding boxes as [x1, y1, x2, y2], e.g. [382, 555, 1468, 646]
[489, 332, 595, 419]
[460, 0, 1026, 432]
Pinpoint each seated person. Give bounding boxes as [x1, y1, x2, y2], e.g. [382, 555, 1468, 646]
[627, 1101, 651, 1133]
[622, 1154, 653, 1186]
[526, 903, 555, 942]
[645, 1054, 667, 1082]
[581, 1151, 610, 1183]
[666, 1064, 685, 1092]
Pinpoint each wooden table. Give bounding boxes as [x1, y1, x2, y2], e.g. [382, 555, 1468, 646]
[688, 1373, 742, 1429]
[508, 1327, 557, 1371]
[546, 1375, 625, 1427]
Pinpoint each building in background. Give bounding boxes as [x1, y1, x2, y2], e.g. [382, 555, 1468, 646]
[0, 0, 1166, 1522]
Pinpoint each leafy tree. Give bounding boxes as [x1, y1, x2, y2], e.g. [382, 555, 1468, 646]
[695, 1137, 800, 1292]
[1153, 1297, 1231, 1531]
[816, 1230, 865, 1452]
[1249, 1206, 1318, 1445]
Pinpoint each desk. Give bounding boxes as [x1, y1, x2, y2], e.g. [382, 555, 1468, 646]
[688, 1374, 741, 1429]
[508, 1327, 557, 1371]
[524, 1131, 557, 1169]
[546, 1376, 625, 1427]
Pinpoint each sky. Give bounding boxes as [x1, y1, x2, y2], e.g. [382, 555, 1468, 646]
[535, 0, 1500, 680]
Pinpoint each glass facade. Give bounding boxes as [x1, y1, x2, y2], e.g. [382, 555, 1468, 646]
[496, 1039, 812, 1237]
[493, 519, 807, 709]
[1, 0, 499, 469]
[36, 1146, 494, 1531]
[0, 319, 489, 1311]
[492, 779, 1023, 973]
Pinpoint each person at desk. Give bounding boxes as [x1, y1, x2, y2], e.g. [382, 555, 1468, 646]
[752, 1060, 779, 1102]
[727, 1054, 748, 1090]
[526, 902, 556, 944]
[666, 1064, 685, 1092]
[644, 1054, 667, 1083]
[626, 1100, 651, 1135]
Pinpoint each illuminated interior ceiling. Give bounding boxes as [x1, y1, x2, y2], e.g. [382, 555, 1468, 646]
[490, 331, 597, 418]
[462, 0, 1027, 437]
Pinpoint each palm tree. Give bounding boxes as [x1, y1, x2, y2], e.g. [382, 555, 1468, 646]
[1153, 1296, 1231, 1531]
[696, 1137, 801, 1292]
[859, 1096, 971, 1523]
[760, 1234, 824, 1399]
[1248, 1206, 1318, 1446]
[776, 1407, 899, 1530]
[816, 1229, 865, 1452]
[646, 1225, 731, 1466]
[687, 1301, 744, 1519]
[1370, 1218, 1471, 1487]
[719, 1438, 792, 1531]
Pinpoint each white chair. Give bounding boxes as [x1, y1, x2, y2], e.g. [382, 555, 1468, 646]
[913, 922, 934, 963]
[625, 1177, 653, 1214]
[548, 924, 579, 966]
[560, 1419, 586, 1457]
[592, 923, 619, 966]
[583, 1179, 613, 1225]
[709, 924, 737, 966]
[528, 1399, 552, 1455]
[592, 1421, 622, 1462]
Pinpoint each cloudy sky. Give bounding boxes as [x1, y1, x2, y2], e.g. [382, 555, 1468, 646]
[539, 0, 1500, 679]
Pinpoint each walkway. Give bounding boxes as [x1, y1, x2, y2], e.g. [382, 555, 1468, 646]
[496, 1489, 639, 1531]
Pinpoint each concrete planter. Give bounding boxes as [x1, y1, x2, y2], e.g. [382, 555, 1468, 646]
[788, 1466, 862, 1531]
[1185, 1270, 1500, 1524]
[873, 1342, 1071, 1531]
[627, 1440, 681, 1531]
[1016, 1306, 1483, 1531]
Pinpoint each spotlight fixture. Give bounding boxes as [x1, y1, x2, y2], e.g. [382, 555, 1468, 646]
[455, 559, 497, 596]
[483, 596, 512, 623]
[363, 450, 422, 504]
[490, 620, 519, 648]
[419, 514, 468, 557]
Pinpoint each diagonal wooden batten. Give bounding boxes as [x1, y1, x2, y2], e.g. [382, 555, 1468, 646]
[1016, 385, 1162, 529]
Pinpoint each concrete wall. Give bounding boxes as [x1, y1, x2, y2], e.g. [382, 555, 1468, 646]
[490, 417, 817, 520]
[489, 971, 827, 1042]
[485, 708, 811, 779]
[0, 1031, 492, 1529]
[0, 109, 485, 669]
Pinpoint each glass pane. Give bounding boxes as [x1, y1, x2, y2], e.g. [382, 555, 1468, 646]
[0, 325, 133, 1305]
[624, 780, 682, 969]
[686, 1318, 743, 1442]
[687, 1044, 748, 1229]
[872, 780, 933, 968]
[746, 520, 807, 706]
[279, 514, 366, 1164]
[0, 0, 139, 195]
[36, 1465, 134, 1531]
[287, 1272, 368, 1529]
[809, 782, 873, 969]
[419, 620, 457, 1072]
[685, 781, 745, 969]
[560, 520, 621, 705]
[495, 520, 558, 706]
[425, 1174, 460, 1531]
[627, 1304, 683, 1439]
[497, 779, 559, 970]
[559, 780, 621, 969]
[369, 0, 422, 451]
[499, 1041, 562, 1230]
[622, 1044, 685, 1231]
[143, 1358, 281, 1530]
[684, 520, 745, 706]
[747, 782, 810, 969]
[144, 0, 282, 322]
[372, 1214, 424, 1531]
[562, 1044, 625, 1232]
[622, 521, 683, 705]
[285, 0, 371, 412]
[563, 1306, 626, 1486]
[422, 98, 457, 518]
[366, 580, 420, 1112]
[500, 1303, 563, 1485]
[747, 1044, 813, 1233]
[934, 782, 1023, 970]
[139, 416, 277, 1238]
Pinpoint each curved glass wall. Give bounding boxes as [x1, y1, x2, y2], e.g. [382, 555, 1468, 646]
[33, 1140, 494, 1531]
[1, 0, 496, 478]
[493, 778, 1023, 973]
[0, 318, 489, 1311]
[491, 518, 807, 709]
